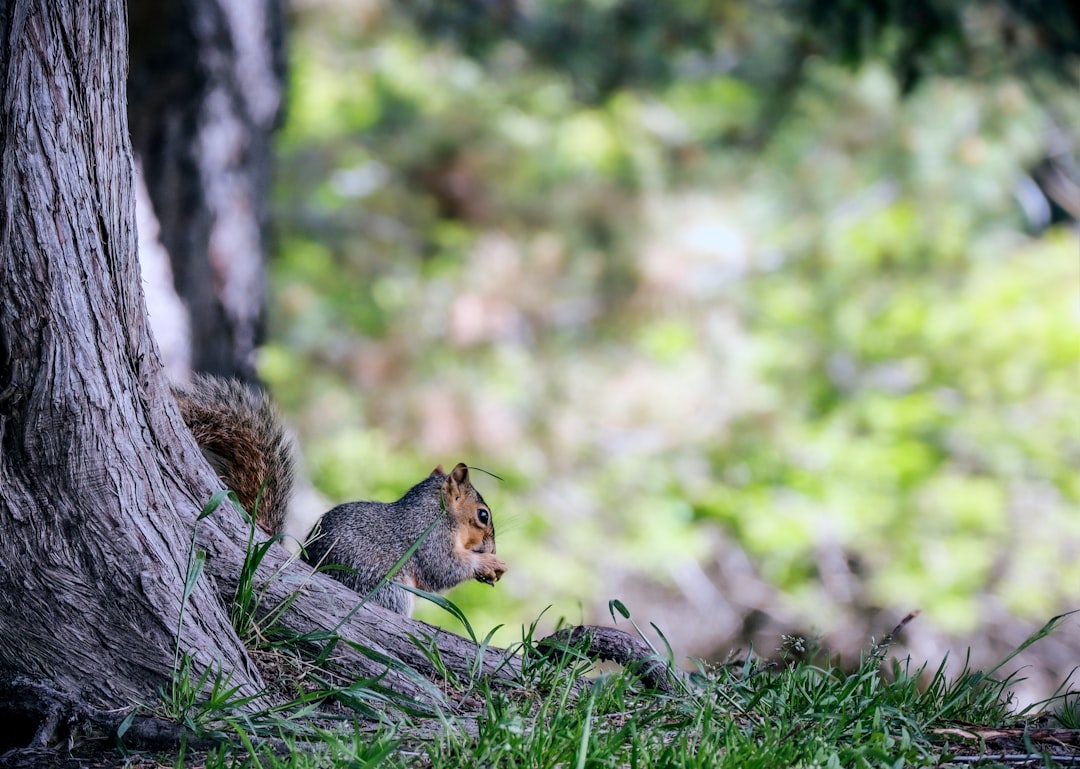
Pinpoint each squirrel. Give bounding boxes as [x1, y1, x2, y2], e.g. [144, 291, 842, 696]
[172, 374, 506, 616]
[303, 462, 504, 615]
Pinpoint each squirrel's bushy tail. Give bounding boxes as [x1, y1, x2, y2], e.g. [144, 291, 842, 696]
[173, 375, 295, 535]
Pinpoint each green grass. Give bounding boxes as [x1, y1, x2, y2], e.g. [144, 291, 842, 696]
[184, 631, 1051, 769]
[145, 501, 1078, 768]
[178, 619, 1079, 767]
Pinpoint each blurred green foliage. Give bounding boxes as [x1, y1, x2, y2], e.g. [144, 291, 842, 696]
[268, 1, 1080, 650]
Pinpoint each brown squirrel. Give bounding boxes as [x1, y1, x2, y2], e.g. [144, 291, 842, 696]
[173, 375, 506, 615]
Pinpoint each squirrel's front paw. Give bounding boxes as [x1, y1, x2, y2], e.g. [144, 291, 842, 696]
[474, 554, 507, 586]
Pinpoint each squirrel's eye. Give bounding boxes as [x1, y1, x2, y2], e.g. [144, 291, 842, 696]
[477, 508, 490, 526]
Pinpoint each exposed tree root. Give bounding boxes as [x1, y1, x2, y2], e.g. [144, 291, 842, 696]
[0, 675, 221, 755]
[536, 625, 684, 694]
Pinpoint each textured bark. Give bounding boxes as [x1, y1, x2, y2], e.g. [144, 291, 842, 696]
[128, 0, 286, 382]
[0, 0, 263, 714]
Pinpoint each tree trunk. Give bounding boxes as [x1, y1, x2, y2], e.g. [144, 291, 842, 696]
[128, 0, 285, 382]
[0, 0, 264, 719]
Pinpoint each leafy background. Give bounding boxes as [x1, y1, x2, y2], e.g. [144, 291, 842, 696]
[265, 0, 1080, 701]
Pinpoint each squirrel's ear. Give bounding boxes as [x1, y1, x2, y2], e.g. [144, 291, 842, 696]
[450, 463, 470, 486]
[430, 464, 445, 477]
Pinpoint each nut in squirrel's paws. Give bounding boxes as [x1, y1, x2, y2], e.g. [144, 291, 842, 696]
[474, 554, 507, 586]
